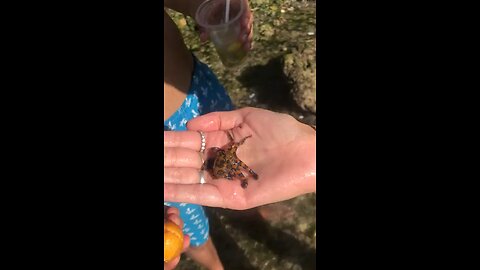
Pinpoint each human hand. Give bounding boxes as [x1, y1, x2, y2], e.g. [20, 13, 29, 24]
[164, 107, 316, 210]
[198, 0, 253, 51]
[164, 207, 190, 270]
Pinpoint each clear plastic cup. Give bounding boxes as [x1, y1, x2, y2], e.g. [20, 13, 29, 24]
[195, 0, 247, 67]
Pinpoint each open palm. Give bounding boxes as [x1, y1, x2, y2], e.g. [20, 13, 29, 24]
[164, 107, 316, 210]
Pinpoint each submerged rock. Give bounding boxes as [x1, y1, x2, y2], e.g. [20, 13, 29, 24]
[282, 40, 316, 113]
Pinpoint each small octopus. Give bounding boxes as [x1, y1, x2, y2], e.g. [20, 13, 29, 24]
[201, 131, 259, 188]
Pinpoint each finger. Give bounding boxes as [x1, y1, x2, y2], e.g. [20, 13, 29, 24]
[248, 21, 253, 37]
[240, 23, 252, 43]
[164, 183, 226, 207]
[166, 207, 181, 226]
[240, 17, 252, 40]
[187, 108, 252, 131]
[164, 131, 204, 152]
[164, 168, 208, 184]
[183, 235, 190, 251]
[166, 206, 179, 216]
[243, 41, 252, 51]
[164, 256, 180, 270]
[167, 213, 183, 228]
[164, 148, 203, 168]
[248, 8, 254, 26]
[164, 182, 249, 210]
[241, 13, 251, 29]
[243, 0, 251, 17]
[242, 11, 252, 26]
[243, 29, 253, 51]
[199, 31, 209, 42]
[243, 2, 253, 29]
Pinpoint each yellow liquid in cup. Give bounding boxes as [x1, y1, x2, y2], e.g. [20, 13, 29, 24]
[197, 0, 248, 67]
[215, 41, 247, 67]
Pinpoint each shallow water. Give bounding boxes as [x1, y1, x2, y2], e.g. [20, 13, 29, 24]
[177, 194, 316, 270]
[168, 1, 317, 269]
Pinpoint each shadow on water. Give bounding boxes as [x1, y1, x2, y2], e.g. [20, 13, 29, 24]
[237, 56, 306, 115]
[208, 208, 316, 270]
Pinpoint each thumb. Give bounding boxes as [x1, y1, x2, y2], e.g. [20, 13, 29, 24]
[187, 109, 249, 131]
[196, 25, 209, 42]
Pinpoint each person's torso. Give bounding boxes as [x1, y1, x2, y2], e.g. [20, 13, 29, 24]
[163, 10, 233, 131]
[164, 10, 194, 121]
[164, 57, 234, 131]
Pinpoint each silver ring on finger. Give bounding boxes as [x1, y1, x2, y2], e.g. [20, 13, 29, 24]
[198, 131, 206, 153]
[198, 151, 204, 165]
[199, 170, 206, 184]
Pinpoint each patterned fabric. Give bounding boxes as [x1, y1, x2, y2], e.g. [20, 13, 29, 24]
[164, 56, 233, 247]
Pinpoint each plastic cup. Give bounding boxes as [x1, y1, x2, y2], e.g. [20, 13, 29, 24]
[195, 0, 247, 67]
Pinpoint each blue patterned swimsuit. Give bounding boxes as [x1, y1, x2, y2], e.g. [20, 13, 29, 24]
[164, 56, 233, 247]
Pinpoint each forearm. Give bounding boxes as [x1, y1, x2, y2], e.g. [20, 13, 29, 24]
[164, 0, 205, 18]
